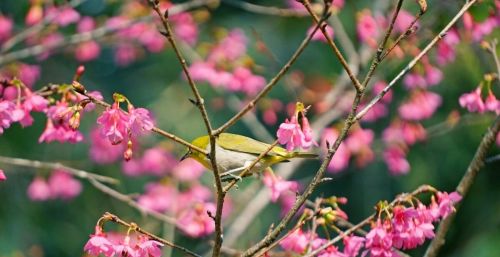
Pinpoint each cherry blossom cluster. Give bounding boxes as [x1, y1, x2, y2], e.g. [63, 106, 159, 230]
[2, 1, 199, 66]
[0, 78, 48, 135]
[188, 29, 266, 96]
[84, 225, 163, 257]
[459, 75, 500, 114]
[95, 92, 155, 161]
[277, 102, 317, 151]
[277, 190, 462, 257]
[27, 170, 82, 201]
[321, 126, 375, 173]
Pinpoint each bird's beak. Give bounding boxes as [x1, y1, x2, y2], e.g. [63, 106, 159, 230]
[180, 150, 191, 161]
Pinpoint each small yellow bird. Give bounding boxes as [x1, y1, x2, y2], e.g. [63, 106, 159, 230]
[181, 133, 318, 180]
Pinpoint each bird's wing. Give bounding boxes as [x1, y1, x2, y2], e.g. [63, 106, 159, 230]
[217, 133, 289, 157]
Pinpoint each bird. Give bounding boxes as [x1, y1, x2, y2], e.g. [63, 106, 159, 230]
[181, 133, 318, 181]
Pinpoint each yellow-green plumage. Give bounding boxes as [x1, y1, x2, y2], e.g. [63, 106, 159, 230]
[186, 133, 317, 178]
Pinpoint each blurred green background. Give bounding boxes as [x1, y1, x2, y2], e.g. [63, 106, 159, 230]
[0, 0, 499, 256]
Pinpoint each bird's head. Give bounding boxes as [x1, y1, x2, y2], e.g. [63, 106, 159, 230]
[180, 135, 211, 168]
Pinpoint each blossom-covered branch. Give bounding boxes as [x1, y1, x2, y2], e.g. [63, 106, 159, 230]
[355, 0, 478, 121]
[423, 93, 500, 256]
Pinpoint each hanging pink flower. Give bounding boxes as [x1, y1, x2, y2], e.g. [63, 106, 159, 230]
[84, 226, 116, 257]
[176, 202, 216, 237]
[27, 177, 52, 201]
[97, 102, 129, 145]
[0, 169, 6, 181]
[459, 87, 485, 113]
[0, 100, 16, 134]
[485, 91, 500, 113]
[364, 220, 395, 257]
[127, 105, 154, 136]
[0, 16, 13, 42]
[137, 240, 163, 257]
[262, 171, 298, 202]
[383, 146, 410, 175]
[277, 117, 306, 151]
[279, 228, 309, 254]
[48, 170, 82, 200]
[138, 183, 177, 213]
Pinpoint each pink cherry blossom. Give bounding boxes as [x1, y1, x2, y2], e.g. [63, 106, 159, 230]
[399, 90, 442, 121]
[172, 158, 205, 181]
[343, 236, 365, 257]
[391, 206, 435, 250]
[127, 105, 154, 136]
[48, 170, 82, 200]
[362, 102, 388, 122]
[140, 147, 176, 176]
[403, 73, 427, 89]
[424, 65, 443, 87]
[78, 17, 96, 33]
[138, 182, 177, 213]
[394, 10, 419, 33]
[0, 100, 16, 134]
[137, 240, 163, 257]
[430, 191, 462, 219]
[364, 220, 396, 257]
[27, 177, 52, 201]
[97, 103, 129, 145]
[485, 91, 500, 113]
[459, 87, 485, 113]
[18, 64, 41, 88]
[84, 227, 116, 257]
[436, 29, 460, 65]
[322, 128, 351, 172]
[172, 12, 198, 46]
[0, 169, 6, 181]
[262, 171, 298, 202]
[0, 16, 13, 42]
[113, 236, 139, 257]
[25, 4, 43, 25]
[114, 43, 139, 66]
[383, 146, 410, 175]
[50, 7, 81, 27]
[176, 202, 216, 237]
[383, 121, 426, 146]
[89, 128, 124, 164]
[277, 117, 306, 151]
[75, 41, 101, 62]
[208, 29, 247, 62]
[357, 10, 379, 47]
[279, 228, 309, 253]
[308, 24, 334, 42]
[23, 90, 48, 112]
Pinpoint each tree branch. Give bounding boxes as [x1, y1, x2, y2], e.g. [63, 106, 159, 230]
[102, 212, 201, 257]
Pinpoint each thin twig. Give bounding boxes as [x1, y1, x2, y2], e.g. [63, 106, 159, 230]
[302, 0, 363, 92]
[485, 39, 500, 86]
[424, 116, 500, 257]
[102, 212, 201, 257]
[355, 0, 477, 121]
[213, 10, 329, 136]
[0, 155, 118, 184]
